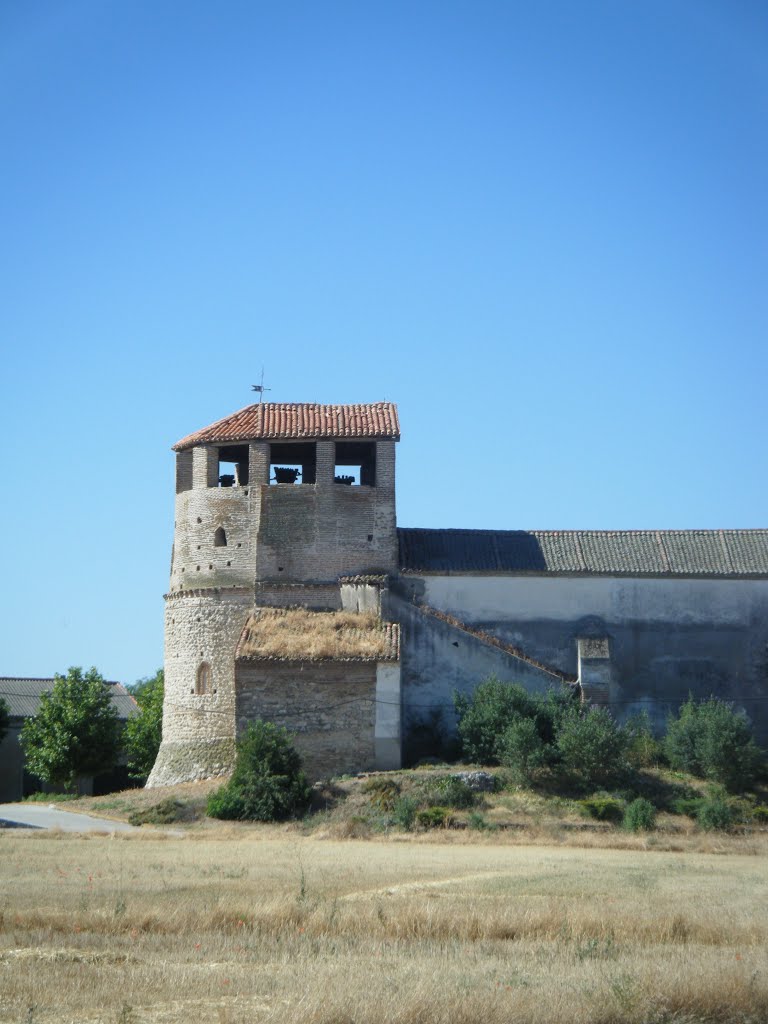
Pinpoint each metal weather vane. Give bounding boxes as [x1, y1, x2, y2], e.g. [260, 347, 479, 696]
[251, 368, 271, 405]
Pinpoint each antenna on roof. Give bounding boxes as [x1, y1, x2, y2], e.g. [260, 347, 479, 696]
[251, 368, 271, 405]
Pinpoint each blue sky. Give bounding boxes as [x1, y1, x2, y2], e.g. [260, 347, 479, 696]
[1, 1, 766, 684]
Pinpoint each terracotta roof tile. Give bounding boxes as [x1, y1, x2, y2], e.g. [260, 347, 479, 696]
[174, 402, 400, 450]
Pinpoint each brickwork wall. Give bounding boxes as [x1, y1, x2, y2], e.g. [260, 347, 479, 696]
[151, 433, 399, 786]
[170, 479, 258, 594]
[256, 440, 397, 581]
[254, 582, 342, 611]
[235, 661, 377, 780]
[147, 588, 252, 786]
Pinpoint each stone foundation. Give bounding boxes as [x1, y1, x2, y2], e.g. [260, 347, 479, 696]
[147, 738, 236, 787]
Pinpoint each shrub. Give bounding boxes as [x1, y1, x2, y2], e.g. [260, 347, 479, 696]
[623, 797, 656, 832]
[533, 687, 578, 746]
[468, 811, 493, 831]
[624, 710, 663, 768]
[416, 806, 453, 829]
[751, 805, 768, 824]
[556, 706, 628, 787]
[361, 777, 401, 811]
[128, 798, 185, 826]
[672, 797, 704, 817]
[422, 776, 476, 809]
[206, 721, 311, 822]
[664, 696, 762, 791]
[392, 796, 418, 831]
[579, 795, 625, 823]
[696, 793, 736, 832]
[454, 678, 538, 764]
[498, 717, 547, 783]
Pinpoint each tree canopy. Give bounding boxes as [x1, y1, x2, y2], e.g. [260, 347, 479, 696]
[124, 669, 164, 780]
[20, 667, 122, 791]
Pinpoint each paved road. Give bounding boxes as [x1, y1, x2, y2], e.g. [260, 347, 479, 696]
[0, 803, 137, 832]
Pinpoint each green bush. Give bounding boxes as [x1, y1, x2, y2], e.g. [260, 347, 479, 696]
[624, 710, 663, 768]
[468, 811, 493, 831]
[623, 797, 656, 832]
[393, 790, 417, 831]
[392, 795, 418, 831]
[664, 696, 762, 792]
[416, 806, 454, 829]
[557, 707, 628, 787]
[696, 793, 736, 832]
[128, 798, 185, 826]
[206, 721, 311, 822]
[361, 776, 401, 811]
[579, 795, 625, 823]
[498, 717, 547, 783]
[751, 805, 768, 824]
[454, 678, 538, 764]
[532, 688, 578, 747]
[422, 776, 476, 809]
[671, 797, 704, 817]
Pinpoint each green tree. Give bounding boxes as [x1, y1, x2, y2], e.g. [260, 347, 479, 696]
[207, 721, 311, 822]
[454, 678, 538, 764]
[498, 717, 547, 783]
[665, 695, 761, 791]
[556, 705, 629, 787]
[124, 669, 164, 781]
[20, 667, 122, 791]
[0, 697, 9, 746]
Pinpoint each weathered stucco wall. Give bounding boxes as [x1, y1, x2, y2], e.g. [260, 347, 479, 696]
[391, 595, 573, 761]
[401, 575, 768, 740]
[235, 661, 379, 780]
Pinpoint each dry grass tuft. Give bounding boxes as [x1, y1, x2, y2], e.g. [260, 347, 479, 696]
[236, 608, 398, 661]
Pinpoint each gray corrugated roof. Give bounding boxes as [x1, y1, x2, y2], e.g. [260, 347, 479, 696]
[398, 528, 768, 577]
[0, 678, 139, 720]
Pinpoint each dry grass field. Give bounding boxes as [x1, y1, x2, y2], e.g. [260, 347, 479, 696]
[1, 829, 767, 1024]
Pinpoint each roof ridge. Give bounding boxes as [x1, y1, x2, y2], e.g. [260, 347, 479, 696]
[174, 401, 400, 450]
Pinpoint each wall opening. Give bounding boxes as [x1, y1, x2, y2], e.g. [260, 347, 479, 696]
[214, 527, 227, 547]
[217, 444, 249, 487]
[334, 442, 376, 486]
[195, 662, 212, 695]
[269, 442, 316, 485]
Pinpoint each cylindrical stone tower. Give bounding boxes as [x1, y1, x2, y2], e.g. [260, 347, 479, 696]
[147, 401, 400, 787]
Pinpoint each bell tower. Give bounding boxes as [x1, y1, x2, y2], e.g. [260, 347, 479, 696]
[147, 402, 399, 786]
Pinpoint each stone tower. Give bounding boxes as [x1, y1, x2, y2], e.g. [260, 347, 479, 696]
[147, 402, 400, 786]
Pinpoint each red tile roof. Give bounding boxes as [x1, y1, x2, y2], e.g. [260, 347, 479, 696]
[173, 402, 400, 450]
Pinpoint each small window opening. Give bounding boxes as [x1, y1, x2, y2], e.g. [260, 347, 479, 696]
[269, 442, 316, 485]
[195, 662, 212, 695]
[214, 527, 227, 547]
[217, 444, 249, 488]
[334, 442, 376, 486]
